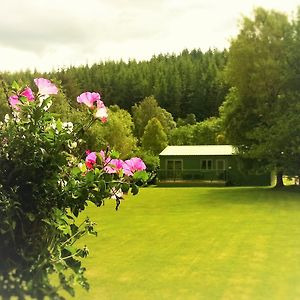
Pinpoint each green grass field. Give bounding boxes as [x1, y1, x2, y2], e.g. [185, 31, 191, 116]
[69, 187, 300, 300]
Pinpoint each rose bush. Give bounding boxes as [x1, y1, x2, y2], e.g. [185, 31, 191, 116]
[0, 79, 147, 299]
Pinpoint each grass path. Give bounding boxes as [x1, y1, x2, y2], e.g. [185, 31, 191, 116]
[69, 187, 300, 300]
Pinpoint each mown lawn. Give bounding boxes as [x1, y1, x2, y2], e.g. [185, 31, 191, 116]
[68, 187, 300, 300]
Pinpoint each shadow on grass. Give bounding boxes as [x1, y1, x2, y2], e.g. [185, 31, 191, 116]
[271, 185, 300, 193]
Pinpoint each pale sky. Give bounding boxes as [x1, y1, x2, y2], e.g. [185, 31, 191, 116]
[0, 0, 298, 72]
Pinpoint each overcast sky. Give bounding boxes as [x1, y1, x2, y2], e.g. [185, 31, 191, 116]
[0, 0, 298, 72]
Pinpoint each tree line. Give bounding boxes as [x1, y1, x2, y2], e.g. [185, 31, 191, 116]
[0, 48, 228, 121]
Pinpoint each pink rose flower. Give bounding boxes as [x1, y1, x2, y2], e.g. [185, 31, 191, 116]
[21, 87, 34, 101]
[95, 100, 108, 123]
[104, 159, 124, 174]
[123, 157, 146, 176]
[9, 95, 21, 110]
[77, 92, 100, 109]
[85, 151, 97, 169]
[34, 78, 58, 96]
[8, 87, 35, 110]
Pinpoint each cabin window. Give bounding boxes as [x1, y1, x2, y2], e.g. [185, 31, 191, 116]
[200, 160, 212, 170]
[166, 160, 183, 171]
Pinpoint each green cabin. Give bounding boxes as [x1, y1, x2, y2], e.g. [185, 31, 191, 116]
[158, 145, 272, 186]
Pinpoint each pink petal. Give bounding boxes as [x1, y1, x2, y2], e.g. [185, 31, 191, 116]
[77, 92, 100, 109]
[95, 106, 108, 123]
[97, 99, 105, 108]
[122, 159, 134, 176]
[104, 159, 124, 174]
[34, 78, 58, 96]
[21, 87, 34, 101]
[131, 157, 146, 171]
[85, 152, 97, 167]
[99, 150, 106, 162]
[122, 157, 146, 176]
[9, 95, 21, 110]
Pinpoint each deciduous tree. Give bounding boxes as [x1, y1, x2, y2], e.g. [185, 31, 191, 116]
[141, 117, 168, 155]
[221, 7, 298, 187]
[132, 96, 175, 140]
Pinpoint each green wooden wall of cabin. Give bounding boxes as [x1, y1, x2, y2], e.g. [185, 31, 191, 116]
[159, 155, 272, 186]
[159, 155, 230, 170]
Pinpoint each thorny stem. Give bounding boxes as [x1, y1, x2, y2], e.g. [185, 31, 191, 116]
[59, 218, 89, 248]
[52, 249, 82, 263]
[82, 116, 97, 132]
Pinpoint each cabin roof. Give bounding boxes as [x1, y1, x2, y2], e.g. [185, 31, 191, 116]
[159, 145, 236, 156]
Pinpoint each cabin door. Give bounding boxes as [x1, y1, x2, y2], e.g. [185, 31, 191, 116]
[166, 160, 183, 180]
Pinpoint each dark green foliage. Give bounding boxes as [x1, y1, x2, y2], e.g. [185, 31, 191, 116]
[169, 124, 195, 145]
[221, 7, 300, 185]
[169, 117, 224, 145]
[193, 118, 224, 145]
[177, 113, 197, 127]
[132, 96, 175, 140]
[0, 49, 228, 122]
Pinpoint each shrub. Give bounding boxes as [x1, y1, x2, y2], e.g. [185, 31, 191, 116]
[0, 79, 148, 299]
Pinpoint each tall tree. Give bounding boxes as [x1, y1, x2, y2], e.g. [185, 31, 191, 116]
[221, 7, 297, 187]
[141, 118, 168, 155]
[132, 96, 175, 140]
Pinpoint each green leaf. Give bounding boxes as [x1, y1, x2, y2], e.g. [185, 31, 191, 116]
[77, 246, 89, 258]
[110, 150, 120, 159]
[54, 261, 66, 272]
[58, 225, 71, 235]
[11, 80, 20, 91]
[62, 283, 75, 297]
[94, 167, 100, 176]
[70, 223, 78, 235]
[79, 163, 87, 173]
[65, 245, 77, 255]
[85, 171, 94, 182]
[19, 96, 28, 104]
[133, 171, 149, 182]
[56, 119, 63, 132]
[131, 184, 139, 195]
[42, 218, 52, 226]
[121, 183, 130, 193]
[71, 167, 81, 176]
[66, 257, 81, 273]
[72, 208, 79, 217]
[53, 208, 63, 219]
[98, 179, 106, 192]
